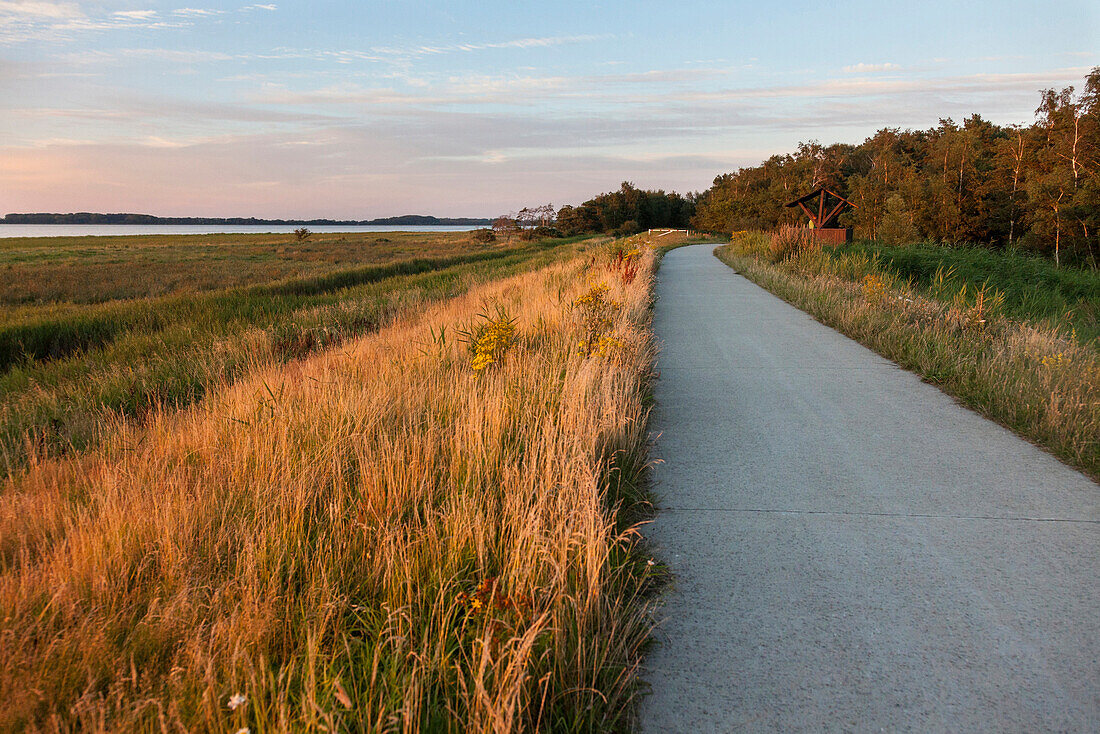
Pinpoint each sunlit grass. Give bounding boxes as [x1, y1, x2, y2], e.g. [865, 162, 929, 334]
[832, 241, 1100, 345]
[0, 231, 503, 305]
[0, 242, 660, 732]
[0, 240, 592, 472]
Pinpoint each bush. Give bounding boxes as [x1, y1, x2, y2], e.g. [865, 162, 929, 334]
[613, 220, 641, 237]
[534, 226, 563, 239]
[472, 228, 496, 243]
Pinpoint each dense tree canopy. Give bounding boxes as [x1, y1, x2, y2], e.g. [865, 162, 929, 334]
[692, 68, 1100, 266]
[555, 182, 695, 237]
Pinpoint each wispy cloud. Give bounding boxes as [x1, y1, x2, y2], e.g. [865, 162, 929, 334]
[0, 3, 247, 43]
[249, 66, 1087, 118]
[0, 1, 81, 20]
[251, 66, 736, 108]
[113, 10, 157, 20]
[120, 48, 235, 63]
[172, 7, 224, 17]
[373, 34, 614, 60]
[0, 4, 181, 42]
[842, 62, 900, 73]
[671, 68, 1094, 102]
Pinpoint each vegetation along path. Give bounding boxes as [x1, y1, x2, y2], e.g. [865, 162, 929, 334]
[640, 244, 1100, 731]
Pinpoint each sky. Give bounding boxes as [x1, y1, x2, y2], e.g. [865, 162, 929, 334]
[1, 1, 1097, 218]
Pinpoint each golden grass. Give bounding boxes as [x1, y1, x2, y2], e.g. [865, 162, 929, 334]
[0, 243, 582, 474]
[0, 231, 497, 306]
[0, 245, 659, 732]
[717, 234, 1100, 479]
[766, 225, 817, 262]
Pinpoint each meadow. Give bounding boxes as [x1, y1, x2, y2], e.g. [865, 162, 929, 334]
[1, 235, 662, 731]
[0, 232, 593, 473]
[716, 231, 1100, 479]
[831, 241, 1100, 345]
[0, 231, 491, 304]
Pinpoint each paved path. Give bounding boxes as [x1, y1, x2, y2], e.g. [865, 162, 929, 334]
[639, 245, 1100, 733]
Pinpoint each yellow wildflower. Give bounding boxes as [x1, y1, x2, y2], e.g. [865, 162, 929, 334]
[460, 309, 517, 373]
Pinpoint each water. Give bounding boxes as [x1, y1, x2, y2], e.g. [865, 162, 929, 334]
[0, 224, 482, 239]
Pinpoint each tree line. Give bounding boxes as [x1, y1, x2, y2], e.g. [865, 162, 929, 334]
[691, 68, 1100, 266]
[554, 182, 695, 237]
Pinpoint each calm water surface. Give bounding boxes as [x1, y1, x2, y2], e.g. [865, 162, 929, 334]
[0, 224, 480, 238]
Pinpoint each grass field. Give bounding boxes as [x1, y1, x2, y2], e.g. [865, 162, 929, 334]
[1, 236, 661, 731]
[0, 233, 595, 473]
[0, 231, 493, 305]
[716, 232, 1100, 479]
[831, 241, 1100, 345]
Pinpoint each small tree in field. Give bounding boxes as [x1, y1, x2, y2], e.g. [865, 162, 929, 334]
[516, 204, 555, 230]
[533, 203, 556, 227]
[516, 208, 537, 230]
[294, 227, 312, 242]
[492, 216, 519, 239]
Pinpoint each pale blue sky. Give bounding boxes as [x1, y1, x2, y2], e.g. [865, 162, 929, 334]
[2, 0, 1097, 217]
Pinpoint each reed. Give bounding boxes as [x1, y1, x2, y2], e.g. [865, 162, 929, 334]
[768, 225, 817, 262]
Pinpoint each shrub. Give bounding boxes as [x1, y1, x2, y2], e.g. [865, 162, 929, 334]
[613, 220, 640, 237]
[472, 228, 496, 243]
[533, 226, 563, 239]
[294, 227, 312, 242]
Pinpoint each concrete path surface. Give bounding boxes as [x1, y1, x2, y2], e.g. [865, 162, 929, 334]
[639, 245, 1100, 732]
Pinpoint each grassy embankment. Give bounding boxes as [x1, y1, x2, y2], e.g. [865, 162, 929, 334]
[832, 241, 1100, 345]
[716, 232, 1100, 479]
[1, 240, 661, 731]
[0, 232, 594, 472]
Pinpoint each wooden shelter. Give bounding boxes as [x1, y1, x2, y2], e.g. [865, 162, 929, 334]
[784, 187, 856, 244]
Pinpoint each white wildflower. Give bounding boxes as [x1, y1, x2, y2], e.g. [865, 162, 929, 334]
[227, 693, 247, 711]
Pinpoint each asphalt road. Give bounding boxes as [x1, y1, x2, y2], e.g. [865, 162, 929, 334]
[639, 245, 1100, 733]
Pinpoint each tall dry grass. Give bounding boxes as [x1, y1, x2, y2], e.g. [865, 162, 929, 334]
[767, 225, 817, 262]
[0, 243, 583, 473]
[0, 245, 658, 732]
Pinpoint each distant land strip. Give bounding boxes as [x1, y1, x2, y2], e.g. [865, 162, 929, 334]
[0, 213, 491, 226]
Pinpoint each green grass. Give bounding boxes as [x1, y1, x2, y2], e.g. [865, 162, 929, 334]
[832, 241, 1100, 345]
[0, 234, 592, 473]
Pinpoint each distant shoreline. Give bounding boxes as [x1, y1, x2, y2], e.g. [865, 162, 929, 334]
[1, 213, 491, 226]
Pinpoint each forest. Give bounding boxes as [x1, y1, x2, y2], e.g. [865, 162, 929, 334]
[555, 182, 695, 236]
[691, 68, 1100, 266]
